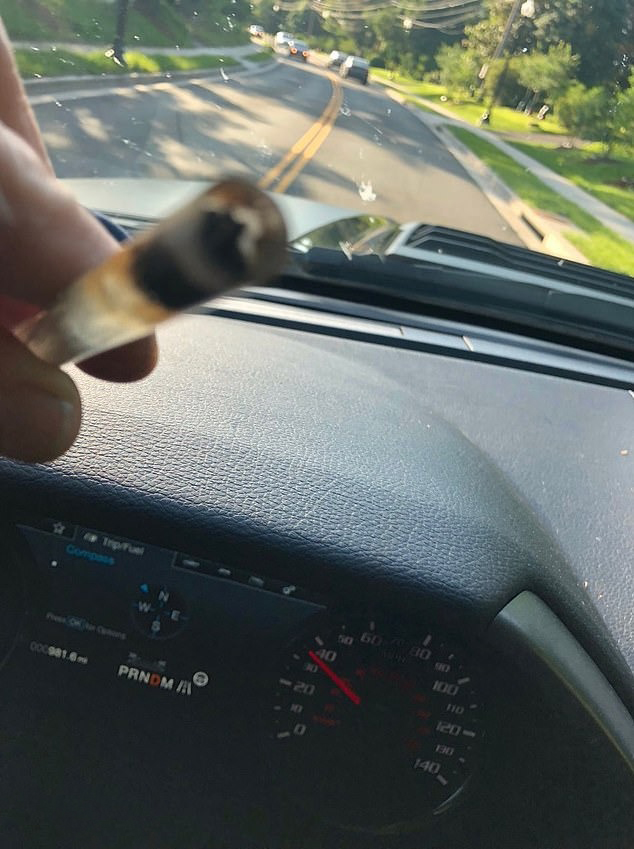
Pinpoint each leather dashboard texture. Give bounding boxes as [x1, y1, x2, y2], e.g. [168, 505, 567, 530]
[0, 314, 632, 706]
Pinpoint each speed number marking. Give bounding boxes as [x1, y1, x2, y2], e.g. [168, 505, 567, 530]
[272, 620, 481, 820]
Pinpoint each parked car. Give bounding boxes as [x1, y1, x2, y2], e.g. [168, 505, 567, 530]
[287, 39, 309, 62]
[340, 55, 369, 84]
[248, 24, 264, 37]
[274, 31, 293, 47]
[327, 50, 348, 68]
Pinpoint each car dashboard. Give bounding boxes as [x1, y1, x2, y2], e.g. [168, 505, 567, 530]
[0, 215, 633, 848]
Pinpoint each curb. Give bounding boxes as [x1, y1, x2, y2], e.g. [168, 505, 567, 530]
[435, 122, 589, 264]
[483, 132, 634, 245]
[25, 58, 280, 106]
[23, 67, 235, 89]
[23, 57, 278, 90]
[386, 89, 588, 263]
[380, 78, 634, 247]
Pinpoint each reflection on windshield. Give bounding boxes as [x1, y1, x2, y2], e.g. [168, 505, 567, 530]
[4, 0, 633, 277]
[291, 214, 399, 255]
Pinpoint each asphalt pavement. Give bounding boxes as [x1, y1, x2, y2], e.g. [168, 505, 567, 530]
[31, 59, 521, 245]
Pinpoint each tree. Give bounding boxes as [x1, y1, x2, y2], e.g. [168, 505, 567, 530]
[481, 55, 526, 106]
[466, 0, 630, 87]
[531, 0, 629, 86]
[616, 84, 634, 149]
[436, 44, 481, 97]
[464, 0, 536, 62]
[253, 0, 283, 34]
[366, 8, 408, 66]
[610, 68, 634, 150]
[557, 83, 619, 152]
[516, 42, 579, 106]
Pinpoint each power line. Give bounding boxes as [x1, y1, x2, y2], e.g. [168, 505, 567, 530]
[395, 0, 481, 11]
[275, 0, 482, 16]
[272, 0, 482, 33]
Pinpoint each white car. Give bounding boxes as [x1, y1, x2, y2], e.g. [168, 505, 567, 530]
[274, 31, 293, 47]
[327, 50, 348, 68]
[248, 24, 264, 37]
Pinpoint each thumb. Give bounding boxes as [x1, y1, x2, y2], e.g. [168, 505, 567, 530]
[0, 327, 80, 463]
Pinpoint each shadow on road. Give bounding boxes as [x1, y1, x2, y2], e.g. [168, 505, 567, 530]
[37, 57, 521, 243]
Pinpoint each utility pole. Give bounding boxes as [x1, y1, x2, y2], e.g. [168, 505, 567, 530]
[307, 1, 321, 38]
[106, 0, 130, 68]
[307, 7, 316, 37]
[478, 0, 535, 125]
[491, 0, 525, 64]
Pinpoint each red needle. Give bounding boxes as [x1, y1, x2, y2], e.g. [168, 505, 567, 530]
[309, 650, 361, 705]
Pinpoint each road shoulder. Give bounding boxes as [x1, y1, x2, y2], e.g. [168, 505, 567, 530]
[385, 88, 588, 262]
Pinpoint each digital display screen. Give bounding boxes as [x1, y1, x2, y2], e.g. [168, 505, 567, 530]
[0, 518, 325, 848]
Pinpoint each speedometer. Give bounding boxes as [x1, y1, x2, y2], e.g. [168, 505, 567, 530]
[271, 617, 482, 832]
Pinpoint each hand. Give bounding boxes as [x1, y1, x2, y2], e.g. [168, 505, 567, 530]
[0, 20, 157, 463]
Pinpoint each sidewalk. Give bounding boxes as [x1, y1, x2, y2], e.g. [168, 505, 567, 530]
[381, 81, 634, 246]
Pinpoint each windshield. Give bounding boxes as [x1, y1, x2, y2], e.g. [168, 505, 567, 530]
[2, 0, 633, 280]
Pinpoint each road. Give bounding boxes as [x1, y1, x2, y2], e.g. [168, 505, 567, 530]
[31, 58, 521, 245]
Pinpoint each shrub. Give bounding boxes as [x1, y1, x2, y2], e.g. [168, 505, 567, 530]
[558, 83, 613, 146]
[481, 57, 527, 108]
[436, 44, 480, 98]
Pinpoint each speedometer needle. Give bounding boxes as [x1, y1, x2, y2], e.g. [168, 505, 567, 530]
[308, 650, 361, 705]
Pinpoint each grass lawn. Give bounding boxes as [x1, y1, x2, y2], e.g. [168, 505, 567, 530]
[371, 68, 565, 136]
[449, 127, 634, 277]
[15, 47, 238, 78]
[510, 142, 634, 225]
[0, 0, 249, 47]
[429, 97, 565, 135]
[244, 48, 274, 62]
[404, 95, 437, 114]
[371, 68, 444, 97]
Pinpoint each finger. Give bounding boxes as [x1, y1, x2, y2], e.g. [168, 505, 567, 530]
[0, 326, 81, 462]
[0, 293, 38, 328]
[78, 334, 159, 382]
[0, 123, 158, 382]
[0, 122, 118, 306]
[0, 18, 52, 170]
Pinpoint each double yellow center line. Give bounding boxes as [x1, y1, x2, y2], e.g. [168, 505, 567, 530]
[258, 77, 343, 194]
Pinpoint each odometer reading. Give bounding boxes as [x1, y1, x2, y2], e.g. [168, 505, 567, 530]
[271, 619, 482, 831]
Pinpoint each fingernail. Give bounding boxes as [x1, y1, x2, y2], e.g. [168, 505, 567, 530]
[0, 387, 79, 462]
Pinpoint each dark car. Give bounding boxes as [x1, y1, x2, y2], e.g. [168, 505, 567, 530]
[327, 50, 348, 68]
[287, 39, 309, 62]
[340, 55, 369, 84]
